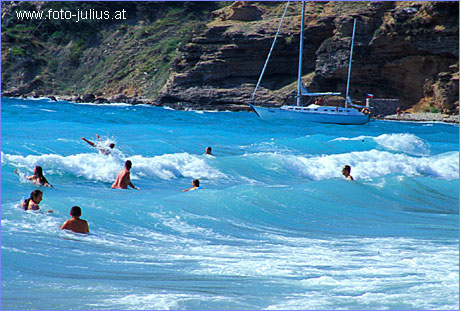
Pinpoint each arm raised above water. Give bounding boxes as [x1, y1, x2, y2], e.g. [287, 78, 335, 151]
[81, 137, 96, 147]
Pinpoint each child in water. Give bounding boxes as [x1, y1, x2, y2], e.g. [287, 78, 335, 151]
[22, 190, 53, 212]
[15, 166, 53, 187]
[182, 179, 200, 192]
[342, 165, 354, 181]
[61, 206, 89, 234]
[204, 147, 214, 156]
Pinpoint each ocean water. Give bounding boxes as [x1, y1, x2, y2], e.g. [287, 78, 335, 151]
[1, 97, 458, 310]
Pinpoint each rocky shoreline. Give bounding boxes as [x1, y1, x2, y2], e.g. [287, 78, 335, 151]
[7, 92, 253, 112]
[26, 93, 154, 106]
[381, 112, 459, 124]
[7, 93, 459, 124]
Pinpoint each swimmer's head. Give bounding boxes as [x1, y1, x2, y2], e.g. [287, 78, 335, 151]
[109, 143, 115, 149]
[192, 179, 200, 187]
[125, 160, 132, 170]
[29, 189, 43, 205]
[70, 206, 82, 217]
[32, 189, 43, 202]
[23, 189, 43, 210]
[34, 166, 44, 177]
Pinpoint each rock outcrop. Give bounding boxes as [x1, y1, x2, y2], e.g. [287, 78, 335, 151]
[2, 1, 458, 114]
[156, 1, 459, 113]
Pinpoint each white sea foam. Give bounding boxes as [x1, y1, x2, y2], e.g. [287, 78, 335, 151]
[2, 205, 62, 236]
[333, 133, 431, 156]
[2, 152, 122, 182]
[72, 101, 132, 107]
[260, 237, 458, 310]
[183, 107, 231, 113]
[261, 149, 458, 180]
[333, 135, 369, 142]
[25, 96, 52, 101]
[129, 152, 227, 180]
[78, 234, 458, 310]
[91, 293, 182, 310]
[374, 133, 430, 156]
[89, 292, 232, 310]
[2, 151, 227, 182]
[190, 109, 204, 114]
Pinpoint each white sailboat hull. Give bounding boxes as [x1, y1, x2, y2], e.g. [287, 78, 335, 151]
[250, 104, 370, 125]
[250, 4, 368, 126]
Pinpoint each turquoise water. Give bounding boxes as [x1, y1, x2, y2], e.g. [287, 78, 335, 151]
[1, 97, 459, 310]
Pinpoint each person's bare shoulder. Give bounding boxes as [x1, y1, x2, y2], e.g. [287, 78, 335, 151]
[61, 219, 70, 229]
[81, 219, 89, 233]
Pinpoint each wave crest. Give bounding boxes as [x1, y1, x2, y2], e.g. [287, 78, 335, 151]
[2, 151, 227, 183]
[333, 133, 431, 156]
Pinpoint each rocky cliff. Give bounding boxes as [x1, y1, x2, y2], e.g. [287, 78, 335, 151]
[2, 1, 458, 114]
[1, 1, 223, 100]
[156, 1, 459, 114]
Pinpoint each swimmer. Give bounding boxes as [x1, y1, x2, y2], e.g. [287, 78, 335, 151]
[111, 160, 139, 189]
[61, 206, 89, 234]
[183, 179, 201, 192]
[15, 166, 53, 187]
[204, 146, 214, 156]
[342, 165, 354, 181]
[81, 135, 115, 155]
[22, 189, 53, 212]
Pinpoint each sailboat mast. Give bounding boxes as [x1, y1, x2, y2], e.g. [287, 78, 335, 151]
[296, 1, 306, 106]
[345, 18, 356, 108]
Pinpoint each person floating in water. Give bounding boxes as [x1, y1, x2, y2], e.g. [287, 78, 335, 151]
[204, 146, 214, 156]
[111, 160, 139, 189]
[61, 206, 89, 234]
[15, 166, 53, 187]
[342, 165, 354, 181]
[183, 179, 201, 192]
[81, 134, 115, 155]
[22, 189, 53, 212]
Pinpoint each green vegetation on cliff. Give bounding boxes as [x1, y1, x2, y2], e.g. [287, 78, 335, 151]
[1, 1, 458, 115]
[1, 1, 228, 98]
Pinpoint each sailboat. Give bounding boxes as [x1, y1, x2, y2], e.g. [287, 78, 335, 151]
[249, 1, 371, 125]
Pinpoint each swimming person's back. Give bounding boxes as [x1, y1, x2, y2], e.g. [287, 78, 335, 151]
[61, 206, 89, 234]
[111, 160, 138, 189]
